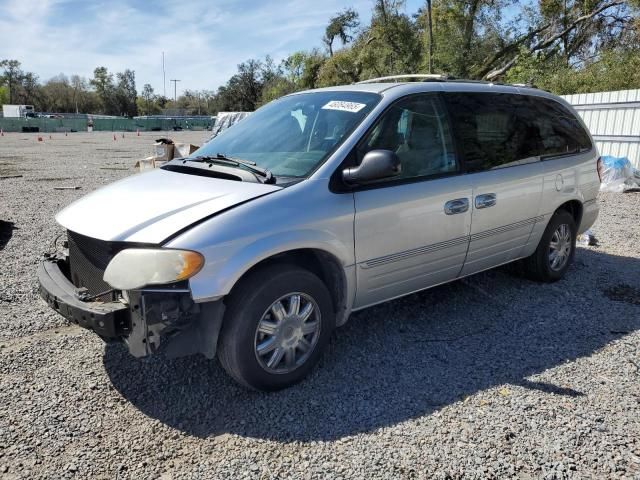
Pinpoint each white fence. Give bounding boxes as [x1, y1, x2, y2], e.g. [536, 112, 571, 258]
[561, 89, 640, 168]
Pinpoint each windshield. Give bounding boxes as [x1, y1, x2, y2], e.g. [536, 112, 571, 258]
[191, 91, 381, 178]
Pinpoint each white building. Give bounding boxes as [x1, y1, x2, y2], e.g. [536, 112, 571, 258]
[562, 89, 640, 168]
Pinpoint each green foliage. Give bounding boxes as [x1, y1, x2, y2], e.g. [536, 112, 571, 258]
[90, 66, 116, 113]
[323, 8, 360, 55]
[283, 50, 325, 89]
[506, 48, 640, 94]
[2, 0, 639, 116]
[0, 59, 23, 104]
[357, 0, 423, 78]
[115, 69, 137, 117]
[138, 83, 162, 115]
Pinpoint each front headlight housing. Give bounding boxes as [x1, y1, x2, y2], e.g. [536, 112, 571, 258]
[103, 248, 204, 290]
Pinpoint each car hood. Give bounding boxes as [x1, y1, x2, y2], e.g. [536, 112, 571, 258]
[55, 169, 281, 243]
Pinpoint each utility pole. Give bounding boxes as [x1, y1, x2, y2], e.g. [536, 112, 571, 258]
[170, 79, 180, 102]
[426, 0, 433, 74]
[162, 52, 166, 98]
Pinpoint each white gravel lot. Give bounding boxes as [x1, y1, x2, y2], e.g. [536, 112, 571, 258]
[0, 131, 639, 479]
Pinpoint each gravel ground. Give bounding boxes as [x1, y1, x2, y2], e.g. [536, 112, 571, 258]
[1, 132, 639, 479]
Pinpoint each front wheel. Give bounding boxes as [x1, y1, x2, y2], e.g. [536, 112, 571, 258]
[217, 264, 335, 391]
[523, 210, 577, 282]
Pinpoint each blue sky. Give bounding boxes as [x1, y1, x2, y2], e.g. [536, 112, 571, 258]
[0, 0, 425, 96]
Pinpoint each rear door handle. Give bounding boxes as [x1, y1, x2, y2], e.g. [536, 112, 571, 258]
[444, 198, 469, 215]
[475, 193, 497, 209]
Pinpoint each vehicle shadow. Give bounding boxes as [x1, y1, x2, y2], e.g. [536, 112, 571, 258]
[103, 248, 640, 442]
[0, 220, 16, 251]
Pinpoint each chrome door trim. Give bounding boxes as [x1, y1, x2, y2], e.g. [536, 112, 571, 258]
[469, 215, 545, 241]
[361, 214, 546, 270]
[361, 235, 470, 269]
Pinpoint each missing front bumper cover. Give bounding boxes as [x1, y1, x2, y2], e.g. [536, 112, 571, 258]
[125, 291, 224, 359]
[38, 255, 224, 359]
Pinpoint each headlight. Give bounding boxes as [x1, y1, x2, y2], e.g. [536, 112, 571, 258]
[103, 249, 204, 290]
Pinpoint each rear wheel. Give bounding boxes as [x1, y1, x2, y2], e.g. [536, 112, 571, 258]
[523, 210, 576, 282]
[217, 264, 334, 391]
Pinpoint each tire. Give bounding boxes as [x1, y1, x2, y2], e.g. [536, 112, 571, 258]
[523, 210, 577, 282]
[217, 263, 335, 391]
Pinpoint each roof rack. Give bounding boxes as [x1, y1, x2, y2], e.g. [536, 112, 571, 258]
[356, 74, 452, 84]
[510, 82, 539, 89]
[355, 74, 541, 90]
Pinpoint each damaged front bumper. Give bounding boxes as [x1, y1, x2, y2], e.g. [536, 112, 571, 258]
[37, 253, 224, 359]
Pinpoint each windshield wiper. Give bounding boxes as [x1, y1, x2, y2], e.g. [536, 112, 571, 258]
[189, 153, 275, 184]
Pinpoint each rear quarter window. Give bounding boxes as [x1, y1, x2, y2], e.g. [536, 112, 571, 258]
[444, 92, 592, 172]
[528, 97, 592, 157]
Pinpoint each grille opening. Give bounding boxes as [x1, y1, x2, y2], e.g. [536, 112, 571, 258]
[67, 231, 155, 302]
[67, 231, 124, 302]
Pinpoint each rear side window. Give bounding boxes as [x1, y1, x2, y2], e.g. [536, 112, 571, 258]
[528, 97, 592, 157]
[444, 93, 592, 172]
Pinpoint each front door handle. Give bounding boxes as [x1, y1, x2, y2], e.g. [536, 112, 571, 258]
[475, 193, 497, 209]
[444, 198, 469, 215]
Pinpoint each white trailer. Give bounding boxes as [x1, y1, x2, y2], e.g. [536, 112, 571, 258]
[2, 104, 35, 118]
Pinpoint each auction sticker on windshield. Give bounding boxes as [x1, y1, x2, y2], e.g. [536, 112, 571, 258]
[321, 101, 367, 113]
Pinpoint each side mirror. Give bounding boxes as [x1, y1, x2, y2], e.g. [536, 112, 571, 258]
[342, 150, 401, 184]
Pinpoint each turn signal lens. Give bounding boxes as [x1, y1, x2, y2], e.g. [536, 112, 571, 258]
[103, 249, 204, 290]
[176, 251, 205, 281]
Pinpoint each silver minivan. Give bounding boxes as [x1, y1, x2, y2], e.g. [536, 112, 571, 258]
[38, 76, 601, 390]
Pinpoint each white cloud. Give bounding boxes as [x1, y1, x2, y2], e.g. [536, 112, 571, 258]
[0, 0, 422, 94]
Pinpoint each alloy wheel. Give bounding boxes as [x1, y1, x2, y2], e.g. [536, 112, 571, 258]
[549, 223, 572, 271]
[254, 293, 321, 374]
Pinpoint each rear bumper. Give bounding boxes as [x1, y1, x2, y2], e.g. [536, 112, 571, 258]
[578, 198, 599, 234]
[37, 255, 129, 339]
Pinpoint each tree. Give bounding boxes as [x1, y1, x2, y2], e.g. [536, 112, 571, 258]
[283, 50, 326, 89]
[0, 59, 23, 103]
[115, 69, 137, 117]
[214, 59, 264, 111]
[354, 0, 423, 80]
[91, 67, 116, 114]
[20, 72, 40, 105]
[41, 75, 73, 112]
[1, 0, 639, 117]
[323, 9, 360, 56]
[425, 0, 433, 73]
[139, 83, 158, 115]
[476, 0, 630, 80]
[414, 0, 512, 77]
[69, 75, 96, 114]
[505, 47, 640, 94]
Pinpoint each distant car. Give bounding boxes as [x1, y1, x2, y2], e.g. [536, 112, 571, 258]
[38, 75, 600, 391]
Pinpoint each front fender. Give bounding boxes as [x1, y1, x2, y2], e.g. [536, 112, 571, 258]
[185, 229, 353, 302]
[164, 178, 356, 303]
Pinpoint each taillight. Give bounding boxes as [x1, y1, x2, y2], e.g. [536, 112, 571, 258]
[596, 157, 603, 183]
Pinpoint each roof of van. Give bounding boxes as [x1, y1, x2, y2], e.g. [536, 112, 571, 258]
[291, 81, 570, 108]
[295, 80, 553, 97]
